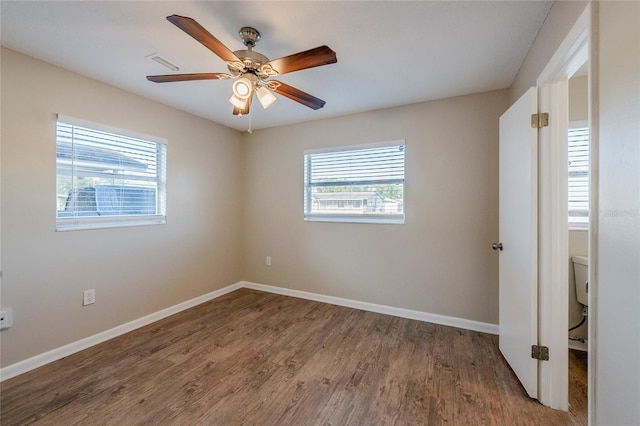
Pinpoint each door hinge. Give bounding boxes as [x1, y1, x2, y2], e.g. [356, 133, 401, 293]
[531, 113, 549, 128]
[531, 345, 550, 361]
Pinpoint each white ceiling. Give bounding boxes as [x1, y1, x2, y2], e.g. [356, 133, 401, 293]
[1, 1, 553, 131]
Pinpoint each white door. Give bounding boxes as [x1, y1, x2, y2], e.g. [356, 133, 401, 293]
[497, 87, 539, 398]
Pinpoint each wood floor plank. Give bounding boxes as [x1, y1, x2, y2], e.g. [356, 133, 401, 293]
[0, 288, 587, 425]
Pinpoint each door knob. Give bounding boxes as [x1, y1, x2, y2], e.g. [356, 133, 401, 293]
[492, 242, 503, 251]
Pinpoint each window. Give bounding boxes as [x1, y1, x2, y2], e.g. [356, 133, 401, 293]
[56, 115, 167, 230]
[304, 140, 405, 224]
[568, 123, 589, 229]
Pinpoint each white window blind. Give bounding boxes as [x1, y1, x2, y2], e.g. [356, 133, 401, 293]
[56, 115, 167, 230]
[304, 141, 405, 223]
[568, 125, 589, 229]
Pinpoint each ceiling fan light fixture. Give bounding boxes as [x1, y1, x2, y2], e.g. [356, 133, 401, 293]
[232, 77, 253, 99]
[256, 85, 277, 109]
[229, 93, 249, 109]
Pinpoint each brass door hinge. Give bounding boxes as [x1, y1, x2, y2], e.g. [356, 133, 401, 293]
[531, 113, 549, 128]
[531, 345, 550, 361]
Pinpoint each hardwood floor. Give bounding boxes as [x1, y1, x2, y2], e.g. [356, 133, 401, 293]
[1, 289, 587, 425]
[568, 349, 588, 420]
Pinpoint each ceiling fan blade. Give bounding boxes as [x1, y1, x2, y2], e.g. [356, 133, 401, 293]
[166, 15, 240, 63]
[271, 81, 326, 110]
[147, 73, 230, 83]
[264, 46, 337, 75]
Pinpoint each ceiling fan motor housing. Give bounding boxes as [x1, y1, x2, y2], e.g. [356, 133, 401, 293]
[230, 49, 270, 75]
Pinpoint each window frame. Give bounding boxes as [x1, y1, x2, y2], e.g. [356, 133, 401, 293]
[303, 140, 406, 224]
[568, 120, 589, 230]
[55, 114, 168, 231]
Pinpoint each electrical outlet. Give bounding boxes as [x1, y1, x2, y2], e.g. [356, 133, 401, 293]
[83, 289, 96, 306]
[0, 308, 13, 330]
[266, 256, 272, 266]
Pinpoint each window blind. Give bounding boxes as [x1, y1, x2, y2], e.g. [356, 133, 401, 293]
[568, 126, 589, 228]
[304, 141, 405, 223]
[56, 115, 167, 230]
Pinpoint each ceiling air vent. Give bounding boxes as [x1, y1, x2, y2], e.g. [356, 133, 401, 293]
[146, 52, 180, 71]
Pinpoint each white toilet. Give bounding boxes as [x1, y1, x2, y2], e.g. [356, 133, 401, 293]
[570, 255, 589, 351]
[572, 255, 589, 307]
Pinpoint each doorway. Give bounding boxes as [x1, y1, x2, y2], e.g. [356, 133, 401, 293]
[535, 2, 595, 416]
[567, 68, 589, 421]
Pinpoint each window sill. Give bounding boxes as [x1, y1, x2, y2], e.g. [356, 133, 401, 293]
[56, 215, 166, 231]
[304, 214, 405, 225]
[569, 226, 589, 232]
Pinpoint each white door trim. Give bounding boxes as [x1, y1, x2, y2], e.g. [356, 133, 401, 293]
[535, 2, 595, 415]
[537, 80, 570, 410]
[585, 5, 598, 424]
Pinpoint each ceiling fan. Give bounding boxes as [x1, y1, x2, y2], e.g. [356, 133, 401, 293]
[147, 15, 337, 117]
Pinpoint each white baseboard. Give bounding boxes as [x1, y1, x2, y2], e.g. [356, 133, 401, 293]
[242, 281, 498, 335]
[0, 282, 243, 382]
[1, 280, 498, 381]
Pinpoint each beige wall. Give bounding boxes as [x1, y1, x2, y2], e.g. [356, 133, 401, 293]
[241, 90, 508, 324]
[0, 48, 243, 367]
[510, 1, 588, 103]
[569, 75, 588, 123]
[595, 1, 640, 423]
